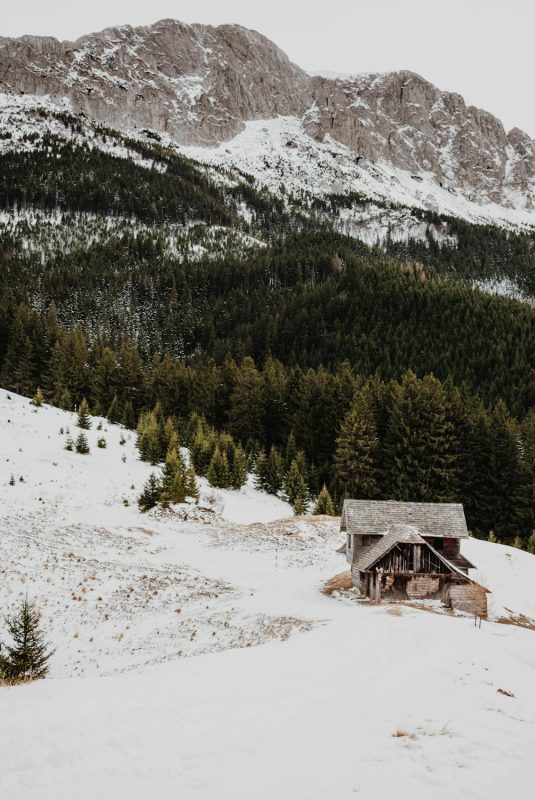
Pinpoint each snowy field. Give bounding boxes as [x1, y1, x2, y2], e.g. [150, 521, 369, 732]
[1, 389, 535, 799]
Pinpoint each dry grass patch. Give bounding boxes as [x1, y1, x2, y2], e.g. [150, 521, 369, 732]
[393, 730, 417, 740]
[497, 613, 535, 631]
[322, 571, 352, 595]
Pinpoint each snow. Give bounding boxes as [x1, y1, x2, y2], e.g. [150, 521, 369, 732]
[178, 116, 535, 233]
[1, 388, 535, 799]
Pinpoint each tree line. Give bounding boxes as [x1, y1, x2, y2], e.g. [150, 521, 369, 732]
[1, 298, 533, 541]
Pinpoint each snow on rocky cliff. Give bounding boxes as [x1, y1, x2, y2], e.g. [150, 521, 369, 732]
[1, 18, 535, 230]
[1, 388, 535, 799]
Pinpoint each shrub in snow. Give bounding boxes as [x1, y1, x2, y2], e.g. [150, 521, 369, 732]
[97, 437, 107, 449]
[65, 435, 74, 451]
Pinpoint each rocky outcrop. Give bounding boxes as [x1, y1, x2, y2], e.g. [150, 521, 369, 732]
[305, 71, 535, 205]
[1, 19, 534, 208]
[0, 19, 310, 145]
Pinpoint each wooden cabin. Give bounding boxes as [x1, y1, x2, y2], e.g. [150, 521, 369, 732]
[341, 500, 488, 615]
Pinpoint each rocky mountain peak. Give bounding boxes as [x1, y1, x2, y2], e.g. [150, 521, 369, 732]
[0, 18, 534, 210]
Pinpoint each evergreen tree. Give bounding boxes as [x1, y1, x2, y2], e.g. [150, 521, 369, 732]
[207, 447, 231, 488]
[314, 484, 335, 515]
[161, 447, 187, 504]
[230, 444, 248, 490]
[59, 388, 72, 412]
[284, 432, 298, 471]
[75, 432, 90, 454]
[77, 398, 92, 430]
[0, 598, 54, 681]
[107, 395, 122, 424]
[65, 435, 74, 451]
[527, 530, 535, 555]
[284, 458, 308, 508]
[138, 473, 162, 512]
[121, 399, 136, 430]
[228, 357, 265, 444]
[293, 496, 306, 516]
[334, 391, 379, 500]
[382, 373, 457, 502]
[189, 424, 217, 477]
[185, 464, 200, 502]
[255, 446, 284, 494]
[136, 410, 162, 465]
[31, 387, 44, 407]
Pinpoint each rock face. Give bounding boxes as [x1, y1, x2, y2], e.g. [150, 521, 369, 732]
[1, 18, 534, 208]
[305, 71, 535, 206]
[0, 19, 310, 145]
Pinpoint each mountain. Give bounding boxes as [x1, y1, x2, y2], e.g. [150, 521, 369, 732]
[1, 18, 535, 222]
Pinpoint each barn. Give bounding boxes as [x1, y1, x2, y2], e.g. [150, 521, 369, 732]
[341, 500, 488, 616]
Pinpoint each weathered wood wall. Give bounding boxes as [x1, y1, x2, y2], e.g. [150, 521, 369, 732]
[447, 584, 487, 617]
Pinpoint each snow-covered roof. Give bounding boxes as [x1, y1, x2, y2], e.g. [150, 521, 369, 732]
[341, 500, 469, 539]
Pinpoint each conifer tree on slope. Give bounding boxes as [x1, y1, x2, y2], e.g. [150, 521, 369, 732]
[185, 464, 200, 502]
[161, 447, 187, 504]
[76, 398, 92, 430]
[207, 447, 231, 489]
[334, 390, 379, 500]
[0, 597, 54, 681]
[75, 432, 90, 454]
[255, 446, 284, 495]
[284, 458, 308, 508]
[314, 484, 335, 516]
[138, 473, 162, 512]
[31, 387, 44, 407]
[107, 395, 122, 424]
[382, 372, 456, 502]
[229, 444, 248, 490]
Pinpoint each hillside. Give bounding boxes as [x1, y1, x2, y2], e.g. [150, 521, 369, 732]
[1, 389, 535, 798]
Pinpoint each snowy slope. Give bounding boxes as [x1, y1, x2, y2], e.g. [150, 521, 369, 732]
[179, 117, 535, 232]
[1, 389, 535, 799]
[2, 93, 535, 238]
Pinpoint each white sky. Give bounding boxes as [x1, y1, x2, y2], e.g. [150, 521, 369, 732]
[3, 0, 534, 137]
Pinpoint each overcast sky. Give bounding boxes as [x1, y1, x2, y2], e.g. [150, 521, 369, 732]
[3, 0, 534, 136]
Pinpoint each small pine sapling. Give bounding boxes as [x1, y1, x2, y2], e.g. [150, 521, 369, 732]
[76, 398, 92, 430]
[314, 485, 335, 516]
[97, 437, 107, 449]
[185, 465, 200, 502]
[0, 597, 55, 682]
[65, 435, 74, 451]
[75, 432, 90, 454]
[138, 473, 162, 512]
[31, 387, 44, 407]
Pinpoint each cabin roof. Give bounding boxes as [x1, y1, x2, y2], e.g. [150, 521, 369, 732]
[341, 500, 469, 539]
